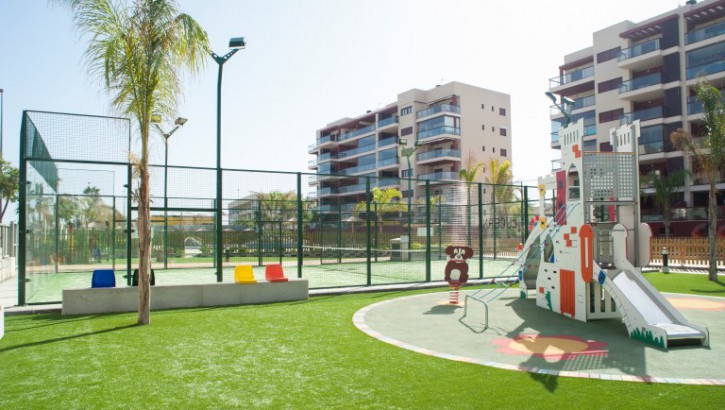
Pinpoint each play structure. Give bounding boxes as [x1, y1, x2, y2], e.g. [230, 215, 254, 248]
[465, 120, 709, 348]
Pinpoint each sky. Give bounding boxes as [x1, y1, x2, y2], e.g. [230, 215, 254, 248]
[0, 0, 678, 221]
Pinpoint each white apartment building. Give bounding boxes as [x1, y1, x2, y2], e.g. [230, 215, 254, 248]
[549, 0, 725, 235]
[308, 81, 512, 212]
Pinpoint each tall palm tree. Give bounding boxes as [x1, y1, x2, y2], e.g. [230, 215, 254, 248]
[60, 0, 209, 324]
[354, 187, 407, 237]
[459, 152, 484, 244]
[644, 170, 687, 238]
[485, 158, 514, 204]
[670, 80, 725, 282]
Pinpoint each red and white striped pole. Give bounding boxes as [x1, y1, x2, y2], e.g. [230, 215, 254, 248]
[449, 281, 461, 305]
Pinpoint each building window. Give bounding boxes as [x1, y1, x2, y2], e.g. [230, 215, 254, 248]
[401, 126, 413, 136]
[481, 104, 485, 109]
[596, 47, 621, 64]
[492, 126, 495, 132]
[499, 128, 507, 136]
[500, 148, 507, 157]
[402, 169, 412, 178]
[482, 125, 485, 130]
[491, 106, 495, 112]
[400, 106, 412, 116]
[482, 146, 485, 151]
[598, 108, 624, 124]
[499, 108, 506, 116]
[598, 77, 622, 93]
[493, 147, 496, 153]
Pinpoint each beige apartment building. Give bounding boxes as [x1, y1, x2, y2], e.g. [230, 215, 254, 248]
[308, 81, 512, 212]
[549, 0, 725, 235]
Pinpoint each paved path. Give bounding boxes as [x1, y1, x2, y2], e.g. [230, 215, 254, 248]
[355, 290, 725, 385]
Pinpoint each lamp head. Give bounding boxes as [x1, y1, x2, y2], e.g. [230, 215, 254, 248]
[561, 96, 575, 106]
[229, 37, 246, 49]
[175, 117, 188, 126]
[545, 91, 557, 104]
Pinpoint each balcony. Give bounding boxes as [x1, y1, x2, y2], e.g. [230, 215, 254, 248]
[549, 95, 595, 116]
[639, 140, 664, 155]
[317, 187, 333, 197]
[377, 178, 400, 188]
[416, 104, 461, 119]
[417, 126, 461, 142]
[687, 59, 725, 80]
[339, 163, 377, 175]
[548, 66, 594, 89]
[584, 125, 596, 136]
[620, 106, 663, 125]
[337, 144, 376, 159]
[377, 116, 399, 128]
[336, 183, 366, 195]
[418, 171, 459, 182]
[619, 72, 662, 94]
[686, 21, 725, 45]
[377, 158, 398, 168]
[417, 149, 461, 164]
[551, 131, 560, 145]
[339, 124, 376, 142]
[378, 137, 398, 148]
[619, 38, 661, 61]
[318, 152, 332, 162]
[688, 96, 703, 115]
[307, 159, 317, 169]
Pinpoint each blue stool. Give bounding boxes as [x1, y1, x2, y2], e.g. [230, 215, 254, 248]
[91, 269, 116, 288]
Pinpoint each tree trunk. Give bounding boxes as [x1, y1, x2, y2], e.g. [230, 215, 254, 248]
[708, 180, 718, 282]
[137, 165, 151, 324]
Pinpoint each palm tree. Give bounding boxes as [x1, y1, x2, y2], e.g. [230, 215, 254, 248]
[458, 152, 484, 244]
[354, 187, 407, 237]
[60, 0, 209, 324]
[485, 158, 514, 204]
[643, 170, 687, 238]
[670, 80, 725, 282]
[0, 158, 19, 223]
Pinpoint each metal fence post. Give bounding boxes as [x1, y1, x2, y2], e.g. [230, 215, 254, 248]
[296, 173, 303, 279]
[18, 113, 27, 305]
[337, 203, 342, 264]
[374, 202, 378, 263]
[492, 184, 497, 260]
[365, 177, 372, 286]
[257, 199, 262, 267]
[126, 164, 132, 286]
[523, 185, 529, 242]
[425, 180, 431, 282]
[478, 183, 484, 279]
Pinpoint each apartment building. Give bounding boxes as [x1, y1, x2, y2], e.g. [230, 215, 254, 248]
[548, 0, 725, 234]
[308, 81, 512, 212]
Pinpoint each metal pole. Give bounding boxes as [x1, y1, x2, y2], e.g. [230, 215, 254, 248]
[365, 177, 372, 286]
[126, 165, 132, 286]
[215, 61, 224, 282]
[112, 195, 116, 271]
[54, 192, 59, 274]
[478, 183, 484, 279]
[337, 203, 342, 264]
[374, 202, 378, 263]
[425, 180, 431, 282]
[438, 200, 442, 261]
[406, 156, 412, 261]
[257, 199, 262, 267]
[296, 173, 303, 279]
[164, 139, 169, 270]
[18, 112, 27, 305]
[523, 185, 529, 242]
[493, 184, 497, 260]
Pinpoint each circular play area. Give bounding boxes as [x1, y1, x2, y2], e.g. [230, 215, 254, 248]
[354, 290, 725, 385]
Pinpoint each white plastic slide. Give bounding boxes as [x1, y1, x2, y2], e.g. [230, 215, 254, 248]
[604, 269, 709, 348]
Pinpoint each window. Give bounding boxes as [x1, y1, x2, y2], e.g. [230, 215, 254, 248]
[481, 104, 485, 109]
[491, 106, 495, 112]
[499, 128, 507, 136]
[482, 146, 486, 152]
[598, 77, 622, 93]
[402, 169, 412, 178]
[401, 126, 413, 136]
[500, 148, 507, 157]
[499, 108, 506, 116]
[492, 147, 496, 153]
[481, 125, 485, 130]
[492, 126, 495, 132]
[400, 106, 412, 116]
[598, 108, 624, 124]
[596, 46, 621, 63]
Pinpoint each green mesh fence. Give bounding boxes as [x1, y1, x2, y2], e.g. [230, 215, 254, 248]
[19, 111, 537, 303]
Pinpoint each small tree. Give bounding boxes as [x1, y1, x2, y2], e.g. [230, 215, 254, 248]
[0, 158, 19, 223]
[644, 170, 687, 238]
[354, 187, 406, 237]
[670, 80, 725, 282]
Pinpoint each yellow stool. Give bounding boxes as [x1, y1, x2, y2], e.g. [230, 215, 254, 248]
[234, 265, 257, 284]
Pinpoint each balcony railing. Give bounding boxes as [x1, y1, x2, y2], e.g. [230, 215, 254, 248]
[620, 106, 663, 124]
[337, 144, 376, 159]
[377, 158, 398, 167]
[317, 187, 333, 196]
[619, 38, 661, 61]
[418, 171, 459, 181]
[549, 66, 595, 88]
[549, 95, 596, 116]
[686, 21, 725, 45]
[639, 141, 664, 155]
[641, 207, 723, 222]
[619, 72, 662, 93]
[307, 159, 317, 167]
[378, 116, 399, 127]
[417, 149, 461, 162]
[417, 126, 461, 141]
[336, 184, 366, 194]
[584, 125, 596, 136]
[318, 152, 332, 162]
[688, 96, 703, 114]
[687, 59, 725, 79]
[378, 137, 398, 148]
[416, 104, 461, 119]
[339, 124, 376, 142]
[339, 163, 377, 175]
[377, 179, 400, 187]
[551, 131, 560, 144]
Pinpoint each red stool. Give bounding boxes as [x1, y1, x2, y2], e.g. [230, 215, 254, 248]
[265, 264, 288, 282]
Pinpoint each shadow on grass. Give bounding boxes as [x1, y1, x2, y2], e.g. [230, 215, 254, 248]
[692, 278, 725, 294]
[8, 314, 103, 332]
[0, 323, 138, 353]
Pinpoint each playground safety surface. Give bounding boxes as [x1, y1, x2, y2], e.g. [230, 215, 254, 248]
[354, 290, 725, 385]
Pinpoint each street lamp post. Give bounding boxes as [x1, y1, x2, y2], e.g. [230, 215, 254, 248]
[399, 138, 422, 260]
[211, 36, 245, 282]
[545, 91, 575, 127]
[153, 116, 188, 269]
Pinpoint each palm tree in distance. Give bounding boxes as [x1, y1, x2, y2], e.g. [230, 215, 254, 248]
[671, 80, 725, 282]
[459, 152, 484, 245]
[59, 0, 209, 324]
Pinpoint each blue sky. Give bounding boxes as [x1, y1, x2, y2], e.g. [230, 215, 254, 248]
[0, 0, 675, 220]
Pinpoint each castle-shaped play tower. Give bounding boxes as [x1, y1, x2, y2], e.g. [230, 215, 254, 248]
[465, 119, 709, 348]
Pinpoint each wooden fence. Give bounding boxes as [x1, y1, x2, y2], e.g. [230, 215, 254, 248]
[649, 237, 725, 270]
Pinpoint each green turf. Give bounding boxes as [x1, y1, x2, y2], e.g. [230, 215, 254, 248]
[643, 272, 725, 296]
[2, 276, 724, 409]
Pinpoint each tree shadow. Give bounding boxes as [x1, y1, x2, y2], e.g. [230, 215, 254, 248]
[0, 323, 138, 354]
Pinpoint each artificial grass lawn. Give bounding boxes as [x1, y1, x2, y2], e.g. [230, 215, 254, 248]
[643, 272, 725, 296]
[2, 278, 724, 409]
